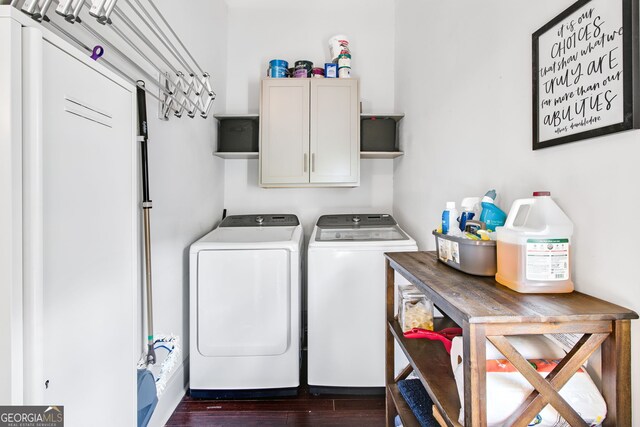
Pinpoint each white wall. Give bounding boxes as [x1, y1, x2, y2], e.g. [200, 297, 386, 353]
[223, 0, 396, 233]
[394, 0, 640, 420]
[148, 0, 227, 354]
[224, 159, 394, 235]
[225, 0, 396, 114]
[143, 1, 227, 423]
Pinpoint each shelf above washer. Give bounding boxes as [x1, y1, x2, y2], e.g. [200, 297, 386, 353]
[360, 113, 405, 121]
[213, 113, 259, 119]
[360, 151, 404, 159]
[214, 152, 259, 159]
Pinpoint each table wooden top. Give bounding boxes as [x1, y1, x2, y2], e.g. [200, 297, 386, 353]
[386, 251, 638, 325]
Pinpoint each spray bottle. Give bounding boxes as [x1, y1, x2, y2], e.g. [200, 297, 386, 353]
[458, 197, 480, 232]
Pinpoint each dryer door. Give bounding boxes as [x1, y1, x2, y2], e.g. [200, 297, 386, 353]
[197, 249, 290, 356]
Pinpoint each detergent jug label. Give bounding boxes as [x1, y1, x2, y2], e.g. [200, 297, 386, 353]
[437, 237, 460, 265]
[526, 239, 569, 281]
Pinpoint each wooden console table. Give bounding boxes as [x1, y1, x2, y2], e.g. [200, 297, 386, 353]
[385, 251, 638, 427]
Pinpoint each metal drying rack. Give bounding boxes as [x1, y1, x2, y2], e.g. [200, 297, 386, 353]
[10, 0, 215, 119]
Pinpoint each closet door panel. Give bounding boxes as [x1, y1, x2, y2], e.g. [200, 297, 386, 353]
[40, 40, 136, 427]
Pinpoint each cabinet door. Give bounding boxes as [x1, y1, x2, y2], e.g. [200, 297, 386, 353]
[310, 79, 359, 185]
[260, 79, 310, 185]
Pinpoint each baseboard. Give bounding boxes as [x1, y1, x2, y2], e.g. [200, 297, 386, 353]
[148, 357, 188, 427]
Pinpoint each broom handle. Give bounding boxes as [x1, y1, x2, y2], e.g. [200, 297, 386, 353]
[136, 81, 156, 365]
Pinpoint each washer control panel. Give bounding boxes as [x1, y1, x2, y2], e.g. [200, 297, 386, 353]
[219, 214, 299, 227]
[316, 214, 396, 228]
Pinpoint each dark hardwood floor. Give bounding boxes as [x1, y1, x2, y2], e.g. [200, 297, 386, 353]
[165, 386, 386, 426]
[166, 352, 386, 426]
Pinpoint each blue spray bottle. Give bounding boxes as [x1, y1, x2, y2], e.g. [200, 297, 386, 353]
[458, 197, 480, 232]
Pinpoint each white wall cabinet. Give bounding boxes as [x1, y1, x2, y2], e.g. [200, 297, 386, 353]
[259, 78, 359, 187]
[1, 8, 137, 426]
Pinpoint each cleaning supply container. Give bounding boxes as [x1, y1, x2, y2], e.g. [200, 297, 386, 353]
[433, 230, 497, 276]
[495, 191, 574, 293]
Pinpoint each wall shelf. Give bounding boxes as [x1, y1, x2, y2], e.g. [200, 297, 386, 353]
[360, 113, 404, 154]
[215, 151, 404, 159]
[213, 114, 259, 158]
[213, 113, 259, 119]
[213, 152, 258, 159]
[360, 113, 404, 121]
[360, 151, 404, 159]
[213, 113, 405, 160]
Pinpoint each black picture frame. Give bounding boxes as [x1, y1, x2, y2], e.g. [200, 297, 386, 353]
[532, 0, 640, 150]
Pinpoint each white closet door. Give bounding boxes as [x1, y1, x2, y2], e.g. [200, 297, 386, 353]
[0, 17, 24, 405]
[39, 39, 137, 427]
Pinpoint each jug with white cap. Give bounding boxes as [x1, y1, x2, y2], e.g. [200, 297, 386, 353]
[495, 191, 574, 293]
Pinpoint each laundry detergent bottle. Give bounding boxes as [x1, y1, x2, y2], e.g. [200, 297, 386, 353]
[495, 191, 574, 293]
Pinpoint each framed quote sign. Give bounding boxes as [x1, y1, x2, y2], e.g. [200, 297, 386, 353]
[532, 0, 640, 149]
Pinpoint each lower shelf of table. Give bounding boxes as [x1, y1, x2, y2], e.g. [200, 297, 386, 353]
[387, 383, 421, 427]
[388, 318, 462, 427]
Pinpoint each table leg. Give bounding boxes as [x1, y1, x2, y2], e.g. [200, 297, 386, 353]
[463, 321, 487, 426]
[602, 319, 632, 427]
[385, 259, 396, 427]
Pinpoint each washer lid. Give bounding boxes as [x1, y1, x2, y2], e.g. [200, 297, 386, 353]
[316, 214, 396, 228]
[220, 214, 299, 227]
[315, 226, 409, 242]
[197, 226, 299, 244]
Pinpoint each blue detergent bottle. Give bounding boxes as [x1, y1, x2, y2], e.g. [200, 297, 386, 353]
[479, 190, 507, 232]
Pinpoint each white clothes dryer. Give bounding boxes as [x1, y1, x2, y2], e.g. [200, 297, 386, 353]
[189, 214, 302, 398]
[307, 214, 417, 394]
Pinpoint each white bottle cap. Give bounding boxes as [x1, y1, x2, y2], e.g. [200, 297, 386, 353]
[446, 201, 456, 209]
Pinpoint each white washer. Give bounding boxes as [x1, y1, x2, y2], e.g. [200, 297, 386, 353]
[189, 214, 302, 398]
[307, 214, 418, 393]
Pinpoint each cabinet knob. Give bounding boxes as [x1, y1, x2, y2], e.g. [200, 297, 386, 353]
[255, 216, 264, 224]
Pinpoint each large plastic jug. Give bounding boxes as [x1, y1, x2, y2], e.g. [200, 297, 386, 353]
[495, 191, 574, 293]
